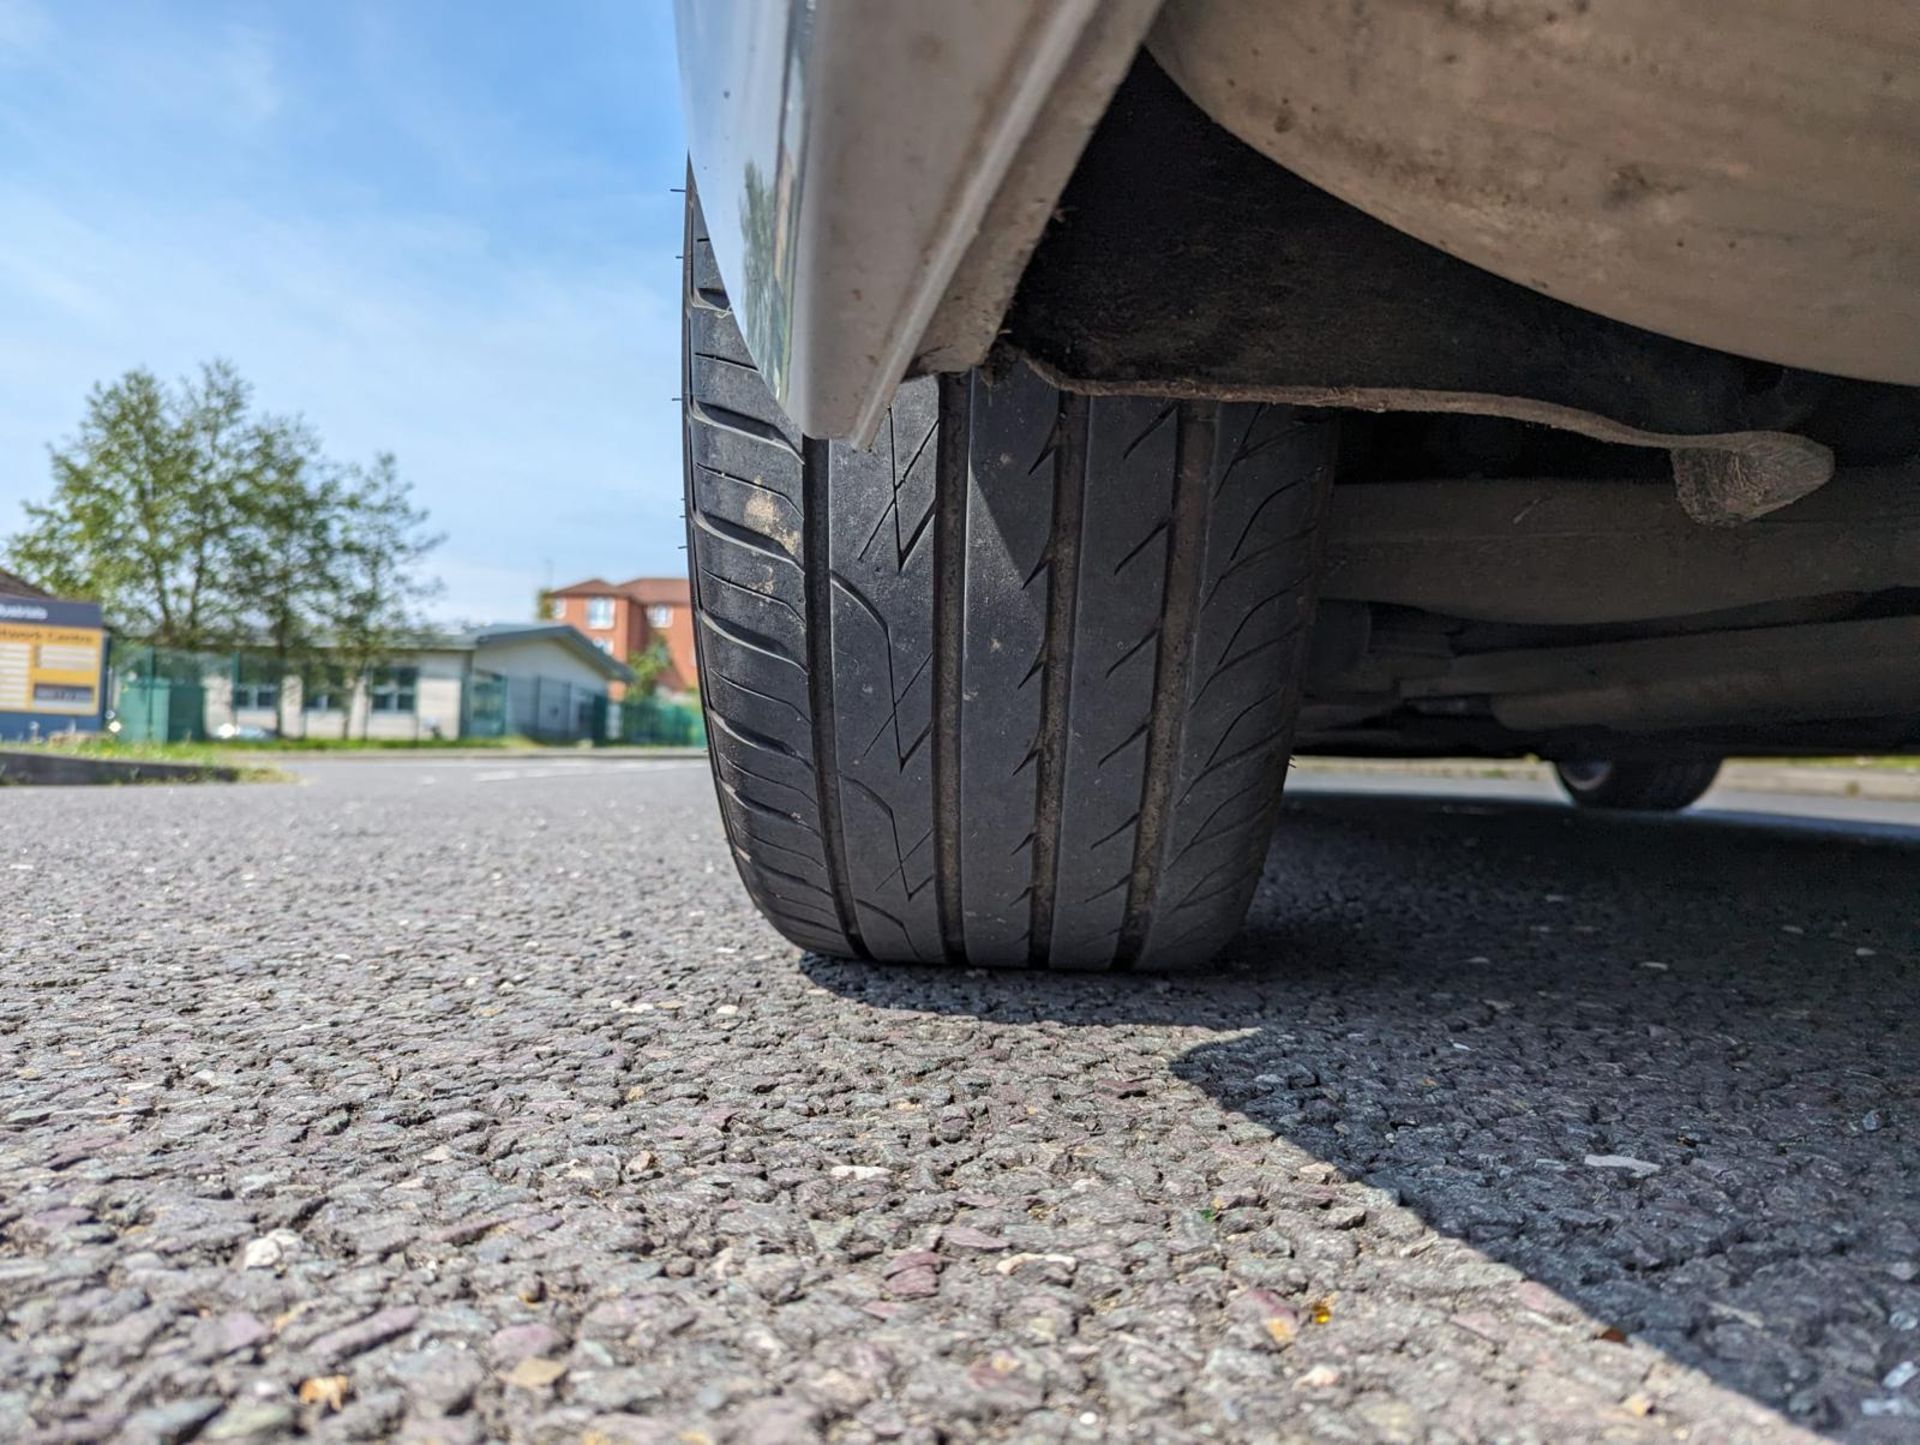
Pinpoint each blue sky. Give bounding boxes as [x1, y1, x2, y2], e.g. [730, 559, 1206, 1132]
[0, 0, 687, 623]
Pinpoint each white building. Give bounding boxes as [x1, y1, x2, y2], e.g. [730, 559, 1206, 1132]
[197, 623, 633, 742]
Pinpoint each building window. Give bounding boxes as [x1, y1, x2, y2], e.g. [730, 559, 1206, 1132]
[592, 637, 613, 655]
[232, 656, 279, 711]
[548, 596, 567, 620]
[647, 604, 672, 628]
[587, 597, 615, 629]
[303, 665, 349, 712]
[370, 665, 418, 713]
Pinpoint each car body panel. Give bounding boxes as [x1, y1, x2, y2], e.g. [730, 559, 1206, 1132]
[674, 2, 808, 407]
[1151, 0, 1920, 387]
[675, 0, 1155, 443]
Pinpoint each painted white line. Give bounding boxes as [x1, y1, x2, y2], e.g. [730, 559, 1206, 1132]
[467, 761, 707, 784]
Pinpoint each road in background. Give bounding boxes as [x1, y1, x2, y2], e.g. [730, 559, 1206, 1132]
[1287, 765, 1920, 833]
[1, 758, 1914, 1441]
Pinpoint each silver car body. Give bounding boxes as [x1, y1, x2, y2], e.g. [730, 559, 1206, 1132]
[674, 0, 1158, 445]
[677, 1, 1920, 446]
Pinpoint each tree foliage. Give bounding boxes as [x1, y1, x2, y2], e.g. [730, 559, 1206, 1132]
[225, 414, 333, 683]
[4, 363, 442, 696]
[7, 362, 265, 647]
[327, 453, 444, 737]
[625, 638, 673, 696]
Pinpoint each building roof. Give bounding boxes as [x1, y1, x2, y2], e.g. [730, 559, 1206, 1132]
[614, 576, 691, 605]
[0, 566, 51, 599]
[301, 623, 634, 683]
[551, 574, 692, 606]
[469, 621, 634, 682]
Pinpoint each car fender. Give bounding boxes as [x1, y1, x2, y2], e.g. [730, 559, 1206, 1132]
[674, 0, 1159, 444]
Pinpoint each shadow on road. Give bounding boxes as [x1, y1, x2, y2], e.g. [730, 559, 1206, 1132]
[802, 791, 1920, 1431]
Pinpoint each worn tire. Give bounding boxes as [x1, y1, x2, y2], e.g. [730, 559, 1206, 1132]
[683, 185, 1334, 967]
[1554, 758, 1722, 812]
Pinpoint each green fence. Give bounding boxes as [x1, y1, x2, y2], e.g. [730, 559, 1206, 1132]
[618, 695, 705, 747]
[106, 644, 704, 746]
[114, 677, 207, 743]
[468, 673, 508, 738]
[110, 646, 217, 743]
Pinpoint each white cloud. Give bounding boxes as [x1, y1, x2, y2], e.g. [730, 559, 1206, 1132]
[0, 182, 687, 624]
[0, 3, 691, 625]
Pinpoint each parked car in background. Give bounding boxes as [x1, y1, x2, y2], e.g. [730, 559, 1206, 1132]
[674, 1, 1920, 969]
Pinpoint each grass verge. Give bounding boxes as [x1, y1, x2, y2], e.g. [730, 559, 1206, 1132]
[22, 737, 287, 781]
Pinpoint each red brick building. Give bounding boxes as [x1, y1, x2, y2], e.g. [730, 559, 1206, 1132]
[546, 576, 697, 696]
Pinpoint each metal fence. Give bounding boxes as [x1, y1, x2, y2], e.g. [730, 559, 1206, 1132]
[111, 645, 218, 743]
[108, 644, 703, 747]
[501, 675, 606, 744]
[617, 695, 706, 747]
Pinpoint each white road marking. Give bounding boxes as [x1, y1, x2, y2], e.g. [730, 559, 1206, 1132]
[470, 761, 706, 783]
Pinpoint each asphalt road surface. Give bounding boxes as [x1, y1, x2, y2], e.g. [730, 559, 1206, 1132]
[2, 758, 1915, 1443]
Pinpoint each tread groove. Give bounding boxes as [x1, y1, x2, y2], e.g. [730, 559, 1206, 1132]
[804, 438, 868, 957]
[1190, 619, 1305, 706]
[687, 396, 800, 456]
[717, 776, 814, 831]
[1089, 812, 1141, 851]
[1116, 403, 1216, 968]
[721, 754, 818, 810]
[690, 501, 803, 567]
[1111, 519, 1169, 576]
[1104, 629, 1158, 679]
[1225, 478, 1313, 563]
[698, 608, 805, 673]
[696, 462, 803, 512]
[709, 666, 809, 725]
[1097, 721, 1149, 769]
[1122, 402, 1179, 460]
[1168, 790, 1265, 865]
[706, 707, 805, 763]
[699, 567, 806, 627]
[1027, 394, 1087, 968]
[851, 651, 936, 764]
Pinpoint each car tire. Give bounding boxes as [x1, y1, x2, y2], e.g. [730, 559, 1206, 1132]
[682, 183, 1335, 967]
[1553, 758, 1722, 812]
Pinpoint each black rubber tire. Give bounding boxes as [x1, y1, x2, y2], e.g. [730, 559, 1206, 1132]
[1553, 758, 1722, 812]
[683, 184, 1335, 967]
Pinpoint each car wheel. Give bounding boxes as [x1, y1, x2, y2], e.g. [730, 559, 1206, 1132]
[682, 183, 1335, 967]
[1553, 758, 1722, 812]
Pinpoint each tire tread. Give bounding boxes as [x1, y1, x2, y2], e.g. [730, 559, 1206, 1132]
[684, 185, 1333, 968]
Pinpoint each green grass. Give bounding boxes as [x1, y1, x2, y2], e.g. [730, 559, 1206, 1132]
[12, 736, 287, 781]
[218, 733, 549, 752]
[58, 732, 571, 771]
[37, 731, 702, 761]
[40, 736, 233, 766]
[96, 732, 557, 753]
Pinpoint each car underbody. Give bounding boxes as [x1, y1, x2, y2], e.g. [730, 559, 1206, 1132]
[996, 54, 1920, 762]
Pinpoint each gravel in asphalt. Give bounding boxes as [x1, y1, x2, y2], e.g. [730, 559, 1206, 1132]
[1, 758, 1916, 1442]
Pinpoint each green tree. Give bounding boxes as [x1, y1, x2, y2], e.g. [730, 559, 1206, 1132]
[6, 361, 263, 650]
[625, 638, 673, 696]
[5, 362, 445, 738]
[326, 453, 443, 738]
[226, 417, 335, 733]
